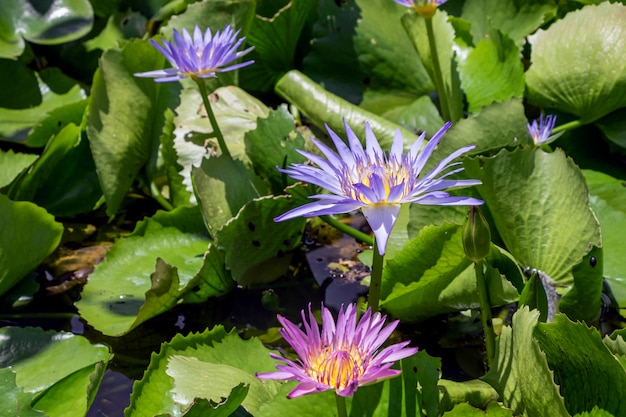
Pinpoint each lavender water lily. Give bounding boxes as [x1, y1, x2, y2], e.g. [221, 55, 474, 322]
[275, 120, 482, 311]
[135, 24, 254, 159]
[527, 114, 563, 146]
[134, 25, 254, 82]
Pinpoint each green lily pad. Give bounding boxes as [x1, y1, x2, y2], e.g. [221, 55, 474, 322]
[0, 149, 37, 189]
[167, 356, 271, 414]
[192, 155, 265, 237]
[25, 99, 87, 148]
[256, 386, 336, 417]
[0, 195, 63, 298]
[75, 222, 210, 336]
[442, 402, 513, 417]
[178, 384, 249, 417]
[456, 30, 525, 113]
[460, 0, 556, 46]
[0, 0, 94, 58]
[0, 327, 110, 417]
[0, 368, 46, 417]
[464, 148, 602, 285]
[594, 108, 626, 150]
[302, 0, 365, 104]
[86, 39, 179, 216]
[240, 0, 317, 92]
[534, 314, 626, 416]
[216, 194, 307, 285]
[482, 307, 570, 417]
[374, 94, 445, 138]
[525, 2, 626, 124]
[583, 170, 626, 308]
[126, 327, 280, 417]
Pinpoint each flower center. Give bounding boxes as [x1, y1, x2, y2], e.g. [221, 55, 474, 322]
[309, 345, 366, 391]
[342, 154, 415, 205]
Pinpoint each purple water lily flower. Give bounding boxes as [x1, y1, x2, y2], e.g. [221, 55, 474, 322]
[393, 0, 447, 17]
[275, 121, 483, 255]
[393, 0, 447, 6]
[527, 114, 563, 146]
[256, 303, 418, 398]
[134, 24, 253, 82]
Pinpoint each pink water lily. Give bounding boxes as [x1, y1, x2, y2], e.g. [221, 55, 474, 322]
[256, 303, 418, 398]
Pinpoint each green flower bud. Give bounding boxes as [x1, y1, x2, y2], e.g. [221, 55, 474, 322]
[463, 206, 491, 262]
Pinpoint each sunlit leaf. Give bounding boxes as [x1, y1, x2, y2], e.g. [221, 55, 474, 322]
[464, 148, 602, 286]
[163, 0, 256, 45]
[216, 194, 307, 285]
[126, 328, 280, 417]
[526, 2, 626, 123]
[438, 379, 499, 414]
[0, 149, 37, 189]
[0, 368, 46, 417]
[460, 0, 556, 46]
[167, 356, 270, 414]
[379, 223, 517, 322]
[0, 327, 109, 417]
[482, 307, 570, 417]
[256, 384, 336, 417]
[0, 0, 94, 58]
[25, 99, 87, 148]
[408, 99, 529, 232]
[76, 222, 210, 336]
[0, 195, 63, 297]
[355, 0, 433, 97]
[87, 39, 179, 216]
[442, 402, 513, 416]
[179, 384, 249, 417]
[534, 314, 626, 416]
[192, 155, 265, 236]
[456, 30, 524, 113]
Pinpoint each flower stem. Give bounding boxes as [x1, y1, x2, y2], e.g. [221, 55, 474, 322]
[150, 181, 174, 211]
[194, 78, 232, 159]
[475, 260, 495, 368]
[319, 215, 374, 246]
[550, 119, 584, 134]
[369, 239, 385, 313]
[335, 393, 348, 417]
[425, 16, 451, 122]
